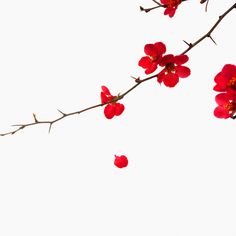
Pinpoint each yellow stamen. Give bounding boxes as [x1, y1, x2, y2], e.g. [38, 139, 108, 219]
[227, 76, 236, 89]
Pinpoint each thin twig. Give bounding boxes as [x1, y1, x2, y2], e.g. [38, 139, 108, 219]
[205, 0, 210, 12]
[140, 0, 165, 13]
[1, 3, 235, 136]
[201, 0, 210, 12]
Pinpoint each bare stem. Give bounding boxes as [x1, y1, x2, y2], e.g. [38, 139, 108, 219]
[1, 2, 235, 136]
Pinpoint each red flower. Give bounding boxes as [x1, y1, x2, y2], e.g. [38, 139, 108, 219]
[114, 155, 128, 168]
[214, 92, 236, 119]
[138, 42, 166, 74]
[160, 0, 182, 17]
[100, 86, 125, 119]
[213, 64, 236, 94]
[157, 54, 191, 87]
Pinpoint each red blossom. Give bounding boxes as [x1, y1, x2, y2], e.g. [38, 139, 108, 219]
[157, 54, 191, 87]
[214, 92, 236, 119]
[114, 155, 128, 168]
[160, 0, 182, 17]
[213, 64, 236, 94]
[100, 86, 125, 119]
[138, 42, 166, 74]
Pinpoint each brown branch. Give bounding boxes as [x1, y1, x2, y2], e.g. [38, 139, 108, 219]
[1, 2, 235, 136]
[181, 2, 236, 55]
[0, 75, 156, 136]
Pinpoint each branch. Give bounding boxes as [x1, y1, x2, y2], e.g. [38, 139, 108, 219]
[181, 2, 236, 55]
[1, 3, 235, 136]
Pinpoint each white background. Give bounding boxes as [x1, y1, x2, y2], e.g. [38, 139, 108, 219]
[0, 0, 236, 235]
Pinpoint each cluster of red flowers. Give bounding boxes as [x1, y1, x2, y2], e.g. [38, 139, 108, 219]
[100, 40, 191, 168]
[161, 0, 182, 17]
[213, 64, 236, 119]
[138, 41, 191, 87]
[99, 44, 236, 168]
[100, 86, 125, 119]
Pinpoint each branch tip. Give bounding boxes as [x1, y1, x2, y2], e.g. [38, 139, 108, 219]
[139, 6, 144, 11]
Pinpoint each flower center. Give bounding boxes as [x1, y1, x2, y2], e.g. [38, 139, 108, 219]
[150, 55, 158, 62]
[165, 63, 175, 73]
[168, 0, 181, 7]
[224, 102, 236, 114]
[227, 76, 236, 90]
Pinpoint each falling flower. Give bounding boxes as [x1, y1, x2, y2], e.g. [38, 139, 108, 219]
[100, 86, 125, 119]
[214, 92, 236, 119]
[160, 0, 182, 17]
[138, 42, 166, 74]
[213, 64, 236, 94]
[157, 54, 191, 87]
[114, 155, 128, 168]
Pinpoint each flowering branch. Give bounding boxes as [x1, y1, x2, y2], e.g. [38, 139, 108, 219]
[0, 2, 235, 136]
[0, 75, 157, 136]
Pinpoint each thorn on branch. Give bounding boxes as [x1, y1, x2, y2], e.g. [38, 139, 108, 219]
[183, 40, 192, 47]
[131, 76, 141, 83]
[48, 123, 53, 133]
[208, 35, 217, 45]
[33, 113, 38, 122]
[57, 109, 66, 116]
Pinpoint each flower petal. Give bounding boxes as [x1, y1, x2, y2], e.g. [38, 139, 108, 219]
[101, 92, 109, 104]
[214, 72, 227, 91]
[154, 42, 166, 55]
[174, 55, 189, 65]
[160, 0, 168, 4]
[214, 106, 230, 119]
[104, 104, 115, 119]
[221, 64, 236, 79]
[101, 86, 111, 95]
[114, 155, 128, 168]
[145, 63, 158, 74]
[138, 56, 152, 69]
[175, 65, 191, 78]
[215, 93, 229, 106]
[164, 7, 176, 17]
[144, 44, 158, 57]
[157, 69, 166, 84]
[115, 103, 125, 116]
[163, 72, 179, 87]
